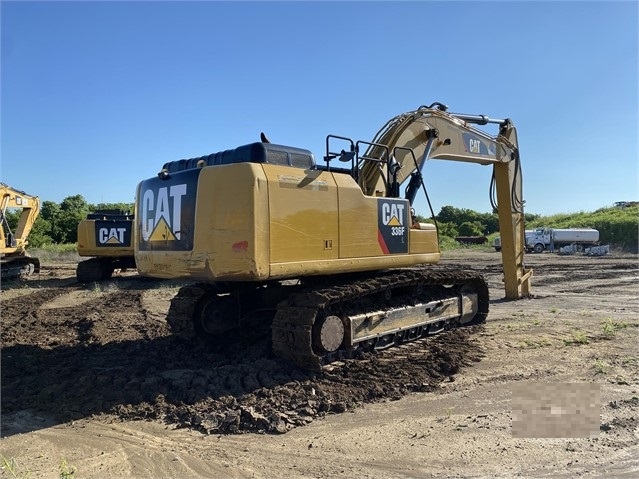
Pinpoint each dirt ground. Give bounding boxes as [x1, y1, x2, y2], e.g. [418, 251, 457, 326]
[1, 249, 638, 478]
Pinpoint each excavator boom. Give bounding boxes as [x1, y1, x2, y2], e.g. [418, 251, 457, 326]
[361, 102, 516, 186]
[355, 103, 530, 298]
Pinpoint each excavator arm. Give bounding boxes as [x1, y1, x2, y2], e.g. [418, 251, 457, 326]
[355, 103, 531, 299]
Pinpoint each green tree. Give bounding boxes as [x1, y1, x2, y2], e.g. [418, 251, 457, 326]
[525, 212, 541, 223]
[40, 201, 61, 220]
[436, 206, 463, 224]
[26, 217, 54, 247]
[437, 221, 458, 238]
[39, 200, 63, 243]
[55, 195, 90, 244]
[436, 206, 498, 234]
[91, 202, 134, 214]
[477, 212, 499, 233]
[458, 221, 485, 236]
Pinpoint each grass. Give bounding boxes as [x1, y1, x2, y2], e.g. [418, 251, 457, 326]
[601, 317, 628, 337]
[30, 244, 81, 263]
[1, 455, 30, 478]
[517, 338, 553, 349]
[593, 359, 609, 375]
[0, 455, 75, 479]
[31, 243, 78, 254]
[58, 459, 75, 479]
[434, 406, 456, 422]
[86, 280, 124, 294]
[504, 319, 543, 332]
[563, 330, 590, 346]
[506, 323, 523, 331]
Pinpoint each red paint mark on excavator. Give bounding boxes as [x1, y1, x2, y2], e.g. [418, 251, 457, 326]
[232, 240, 249, 252]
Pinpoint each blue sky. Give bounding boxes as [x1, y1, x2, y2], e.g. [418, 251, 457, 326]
[2, 0, 637, 217]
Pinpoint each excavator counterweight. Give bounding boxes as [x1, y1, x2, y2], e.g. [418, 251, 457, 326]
[76, 210, 136, 282]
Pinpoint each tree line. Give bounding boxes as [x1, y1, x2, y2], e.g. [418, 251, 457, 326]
[417, 205, 540, 238]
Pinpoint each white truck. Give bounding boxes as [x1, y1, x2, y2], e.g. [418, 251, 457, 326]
[493, 230, 534, 252]
[525, 227, 600, 253]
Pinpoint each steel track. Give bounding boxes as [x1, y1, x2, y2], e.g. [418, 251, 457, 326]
[271, 267, 489, 371]
[166, 267, 489, 371]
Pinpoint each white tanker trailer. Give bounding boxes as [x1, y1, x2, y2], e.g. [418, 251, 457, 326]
[526, 227, 600, 253]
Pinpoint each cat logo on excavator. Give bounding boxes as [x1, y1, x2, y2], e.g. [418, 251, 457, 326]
[138, 169, 198, 251]
[377, 199, 408, 254]
[97, 224, 130, 246]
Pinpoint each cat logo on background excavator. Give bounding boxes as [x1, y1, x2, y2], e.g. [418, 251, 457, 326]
[95, 221, 132, 247]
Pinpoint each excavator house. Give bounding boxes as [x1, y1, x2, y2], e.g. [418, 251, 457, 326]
[134, 103, 532, 370]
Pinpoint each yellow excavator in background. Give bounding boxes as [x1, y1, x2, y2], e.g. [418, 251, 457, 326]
[134, 102, 532, 370]
[1, 183, 41, 280]
[76, 210, 136, 282]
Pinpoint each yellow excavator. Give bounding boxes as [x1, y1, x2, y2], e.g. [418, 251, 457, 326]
[76, 210, 136, 282]
[134, 102, 532, 370]
[1, 183, 41, 280]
